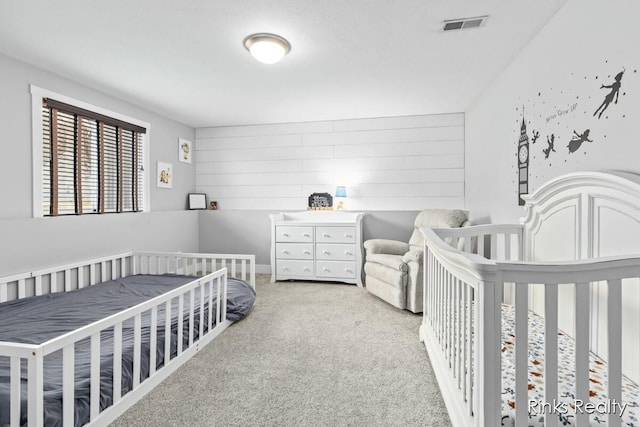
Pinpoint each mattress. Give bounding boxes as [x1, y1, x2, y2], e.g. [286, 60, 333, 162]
[0, 273, 255, 427]
[500, 304, 640, 426]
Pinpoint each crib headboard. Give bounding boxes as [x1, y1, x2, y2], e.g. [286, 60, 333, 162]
[521, 170, 640, 383]
[521, 170, 640, 262]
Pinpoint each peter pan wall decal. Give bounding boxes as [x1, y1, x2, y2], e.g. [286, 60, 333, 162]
[594, 70, 624, 119]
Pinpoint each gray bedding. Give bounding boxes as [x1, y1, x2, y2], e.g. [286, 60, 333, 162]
[0, 274, 255, 427]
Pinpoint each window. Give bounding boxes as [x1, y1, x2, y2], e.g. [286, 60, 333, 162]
[32, 86, 149, 217]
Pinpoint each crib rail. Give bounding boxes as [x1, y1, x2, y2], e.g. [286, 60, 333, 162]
[0, 251, 255, 427]
[420, 226, 640, 427]
[433, 223, 525, 261]
[132, 251, 256, 289]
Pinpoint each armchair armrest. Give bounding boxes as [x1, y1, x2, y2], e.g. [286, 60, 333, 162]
[402, 249, 423, 264]
[363, 239, 409, 255]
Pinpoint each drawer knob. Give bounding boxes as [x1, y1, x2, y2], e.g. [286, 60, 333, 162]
[304, 267, 310, 272]
[345, 269, 353, 273]
[345, 251, 353, 256]
[282, 250, 289, 254]
[303, 251, 311, 255]
[323, 233, 330, 238]
[303, 233, 310, 237]
[323, 267, 330, 272]
[282, 233, 289, 237]
[323, 250, 330, 255]
[283, 267, 289, 271]
[345, 234, 353, 238]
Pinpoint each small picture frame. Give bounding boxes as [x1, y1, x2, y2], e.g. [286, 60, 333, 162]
[209, 201, 218, 210]
[188, 193, 207, 210]
[157, 161, 173, 189]
[178, 138, 193, 164]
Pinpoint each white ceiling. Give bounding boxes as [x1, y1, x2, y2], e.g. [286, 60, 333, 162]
[0, 0, 566, 128]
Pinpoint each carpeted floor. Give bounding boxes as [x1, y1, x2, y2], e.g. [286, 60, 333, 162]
[110, 275, 451, 427]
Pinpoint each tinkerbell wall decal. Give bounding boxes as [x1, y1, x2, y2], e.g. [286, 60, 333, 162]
[567, 129, 593, 153]
[594, 69, 624, 119]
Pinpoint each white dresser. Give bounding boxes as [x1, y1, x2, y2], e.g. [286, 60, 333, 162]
[269, 211, 365, 286]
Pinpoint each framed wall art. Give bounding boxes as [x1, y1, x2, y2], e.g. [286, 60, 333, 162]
[178, 138, 192, 163]
[188, 193, 207, 210]
[157, 161, 173, 188]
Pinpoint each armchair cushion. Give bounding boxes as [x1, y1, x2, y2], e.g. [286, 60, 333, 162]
[365, 254, 407, 272]
[363, 239, 409, 256]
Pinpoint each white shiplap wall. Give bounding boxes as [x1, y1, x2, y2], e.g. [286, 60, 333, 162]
[195, 113, 464, 211]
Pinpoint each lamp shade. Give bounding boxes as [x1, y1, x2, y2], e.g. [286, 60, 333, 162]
[243, 33, 291, 64]
[335, 186, 347, 198]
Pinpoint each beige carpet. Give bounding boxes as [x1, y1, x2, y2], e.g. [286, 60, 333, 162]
[110, 275, 451, 427]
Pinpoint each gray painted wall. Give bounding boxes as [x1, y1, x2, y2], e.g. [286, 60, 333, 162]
[0, 53, 199, 276]
[198, 210, 420, 268]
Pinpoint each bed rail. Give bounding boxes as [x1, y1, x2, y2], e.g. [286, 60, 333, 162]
[420, 226, 640, 427]
[0, 251, 256, 427]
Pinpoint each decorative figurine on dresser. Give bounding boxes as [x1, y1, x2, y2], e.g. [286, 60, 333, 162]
[269, 211, 365, 286]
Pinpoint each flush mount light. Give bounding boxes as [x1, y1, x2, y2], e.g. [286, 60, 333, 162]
[243, 33, 291, 64]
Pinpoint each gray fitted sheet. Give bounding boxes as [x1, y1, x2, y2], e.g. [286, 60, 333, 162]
[0, 274, 255, 426]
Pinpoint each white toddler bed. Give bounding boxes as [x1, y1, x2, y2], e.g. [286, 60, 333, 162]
[419, 171, 640, 427]
[0, 251, 255, 427]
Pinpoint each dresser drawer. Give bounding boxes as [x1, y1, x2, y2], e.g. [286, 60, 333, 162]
[277, 260, 314, 277]
[276, 243, 313, 260]
[276, 226, 313, 243]
[315, 226, 356, 243]
[316, 260, 357, 278]
[316, 243, 355, 261]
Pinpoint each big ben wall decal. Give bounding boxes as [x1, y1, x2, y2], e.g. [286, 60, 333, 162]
[518, 107, 530, 206]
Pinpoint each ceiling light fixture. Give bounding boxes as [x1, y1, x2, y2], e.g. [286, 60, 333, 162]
[243, 33, 291, 64]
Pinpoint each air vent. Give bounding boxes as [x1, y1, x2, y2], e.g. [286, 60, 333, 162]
[443, 15, 488, 31]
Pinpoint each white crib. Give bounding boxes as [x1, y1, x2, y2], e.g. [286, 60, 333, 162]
[419, 171, 640, 427]
[0, 251, 255, 427]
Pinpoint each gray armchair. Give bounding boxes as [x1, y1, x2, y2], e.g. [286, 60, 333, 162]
[363, 209, 469, 313]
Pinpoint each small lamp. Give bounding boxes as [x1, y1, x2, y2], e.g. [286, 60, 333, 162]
[335, 186, 347, 210]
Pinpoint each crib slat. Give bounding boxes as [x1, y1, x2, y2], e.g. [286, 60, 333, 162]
[607, 278, 622, 427]
[28, 350, 44, 426]
[51, 272, 58, 293]
[0, 282, 7, 303]
[490, 234, 497, 260]
[515, 283, 528, 426]
[208, 278, 214, 331]
[18, 279, 26, 299]
[575, 282, 589, 427]
[10, 356, 20, 427]
[199, 281, 205, 339]
[216, 276, 222, 324]
[35, 275, 42, 296]
[90, 263, 96, 285]
[150, 307, 158, 376]
[90, 333, 100, 421]
[188, 289, 195, 346]
[544, 283, 559, 427]
[478, 235, 485, 257]
[62, 344, 74, 427]
[242, 259, 247, 281]
[164, 300, 171, 366]
[111, 259, 117, 279]
[177, 294, 184, 355]
[64, 269, 71, 292]
[456, 278, 462, 388]
[78, 266, 84, 289]
[113, 323, 123, 403]
[133, 314, 142, 387]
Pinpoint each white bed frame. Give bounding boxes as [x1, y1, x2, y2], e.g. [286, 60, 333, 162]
[419, 171, 640, 427]
[0, 251, 255, 427]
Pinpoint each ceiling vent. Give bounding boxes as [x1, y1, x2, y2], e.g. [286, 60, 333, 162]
[443, 15, 488, 31]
